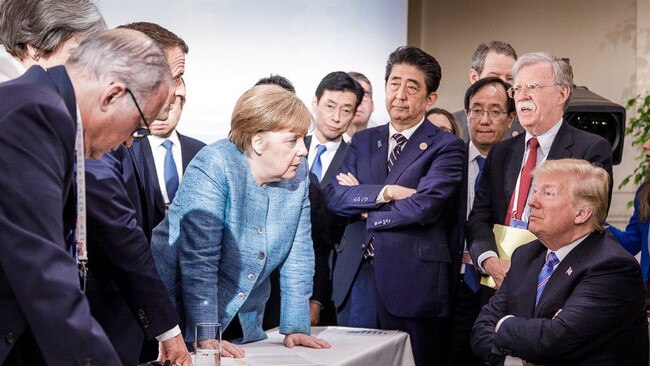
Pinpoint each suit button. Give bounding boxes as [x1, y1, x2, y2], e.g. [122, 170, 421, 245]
[5, 332, 14, 344]
[247, 273, 256, 281]
[257, 227, 264, 234]
[258, 252, 265, 260]
[237, 292, 245, 300]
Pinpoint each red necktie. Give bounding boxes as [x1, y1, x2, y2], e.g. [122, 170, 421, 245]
[505, 137, 539, 224]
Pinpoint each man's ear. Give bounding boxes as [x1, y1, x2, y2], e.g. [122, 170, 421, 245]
[469, 68, 480, 84]
[574, 206, 593, 225]
[100, 82, 127, 112]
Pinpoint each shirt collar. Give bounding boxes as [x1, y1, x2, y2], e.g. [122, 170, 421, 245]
[311, 134, 342, 151]
[548, 232, 589, 262]
[148, 130, 180, 147]
[388, 117, 424, 140]
[525, 118, 563, 156]
[468, 141, 484, 163]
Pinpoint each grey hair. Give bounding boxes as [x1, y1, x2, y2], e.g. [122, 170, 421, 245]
[512, 52, 573, 108]
[66, 29, 172, 101]
[0, 0, 106, 60]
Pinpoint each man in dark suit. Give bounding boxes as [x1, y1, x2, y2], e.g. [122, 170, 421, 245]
[306, 71, 364, 325]
[324, 46, 464, 366]
[84, 22, 194, 365]
[471, 159, 648, 365]
[446, 77, 515, 366]
[466, 52, 613, 292]
[0, 29, 171, 365]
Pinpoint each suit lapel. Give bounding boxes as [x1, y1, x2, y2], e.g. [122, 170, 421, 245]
[141, 138, 166, 215]
[534, 231, 598, 316]
[370, 125, 389, 184]
[385, 122, 432, 184]
[547, 122, 574, 160]
[305, 135, 312, 151]
[321, 141, 348, 189]
[178, 133, 192, 172]
[520, 242, 547, 318]
[505, 136, 525, 204]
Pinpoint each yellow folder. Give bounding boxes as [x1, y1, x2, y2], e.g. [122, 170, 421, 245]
[480, 224, 537, 289]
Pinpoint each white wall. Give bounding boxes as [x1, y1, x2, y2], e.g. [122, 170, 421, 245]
[97, 0, 408, 144]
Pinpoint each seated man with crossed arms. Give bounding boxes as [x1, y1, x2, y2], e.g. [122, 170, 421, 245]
[471, 158, 648, 366]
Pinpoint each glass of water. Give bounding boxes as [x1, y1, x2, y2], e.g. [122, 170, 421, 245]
[195, 323, 221, 366]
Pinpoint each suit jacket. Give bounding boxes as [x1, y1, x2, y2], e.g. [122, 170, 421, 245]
[466, 121, 613, 265]
[84, 148, 180, 365]
[324, 121, 465, 317]
[0, 66, 120, 364]
[151, 140, 313, 344]
[471, 231, 648, 365]
[134, 133, 205, 231]
[609, 183, 650, 281]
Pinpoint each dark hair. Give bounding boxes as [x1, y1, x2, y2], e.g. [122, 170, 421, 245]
[471, 41, 517, 75]
[118, 22, 188, 54]
[315, 71, 364, 109]
[348, 71, 372, 94]
[255, 74, 296, 93]
[463, 76, 515, 113]
[385, 46, 441, 94]
[425, 108, 462, 137]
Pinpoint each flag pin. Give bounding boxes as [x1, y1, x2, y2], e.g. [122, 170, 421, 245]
[566, 267, 573, 276]
[377, 140, 382, 148]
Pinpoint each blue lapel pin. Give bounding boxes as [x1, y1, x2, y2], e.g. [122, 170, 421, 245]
[377, 140, 382, 148]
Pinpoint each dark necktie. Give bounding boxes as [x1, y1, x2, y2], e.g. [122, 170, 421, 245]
[387, 133, 407, 172]
[536, 251, 559, 305]
[505, 137, 539, 224]
[310, 144, 327, 182]
[464, 155, 486, 293]
[162, 139, 179, 202]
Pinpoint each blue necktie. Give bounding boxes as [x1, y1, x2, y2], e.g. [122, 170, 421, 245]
[310, 144, 327, 182]
[162, 139, 179, 202]
[536, 251, 559, 305]
[464, 156, 486, 293]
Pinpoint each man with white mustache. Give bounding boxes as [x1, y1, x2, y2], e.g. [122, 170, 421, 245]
[465, 52, 613, 294]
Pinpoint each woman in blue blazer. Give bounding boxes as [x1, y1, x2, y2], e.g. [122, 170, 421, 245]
[609, 182, 650, 282]
[152, 85, 330, 357]
[609, 139, 650, 282]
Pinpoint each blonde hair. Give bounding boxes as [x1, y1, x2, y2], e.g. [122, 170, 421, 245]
[533, 158, 610, 231]
[229, 84, 312, 153]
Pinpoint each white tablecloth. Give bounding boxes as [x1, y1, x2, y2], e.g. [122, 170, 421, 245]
[220, 326, 415, 366]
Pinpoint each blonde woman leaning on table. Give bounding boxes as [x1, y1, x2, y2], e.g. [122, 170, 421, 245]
[152, 84, 331, 358]
[0, 0, 106, 82]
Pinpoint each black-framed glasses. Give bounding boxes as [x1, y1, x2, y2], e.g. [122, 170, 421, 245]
[467, 108, 509, 120]
[125, 88, 150, 139]
[506, 83, 560, 99]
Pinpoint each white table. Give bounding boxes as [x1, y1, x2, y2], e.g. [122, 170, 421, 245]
[220, 326, 415, 366]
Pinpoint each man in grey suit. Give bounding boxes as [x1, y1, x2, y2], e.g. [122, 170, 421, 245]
[466, 52, 613, 292]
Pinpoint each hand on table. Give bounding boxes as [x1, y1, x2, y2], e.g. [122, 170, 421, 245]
[221, 340, 245, 358]
[158, 334, 191, 366]
[284, 333, 331, 350]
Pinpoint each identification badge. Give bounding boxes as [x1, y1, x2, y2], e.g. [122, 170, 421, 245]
[509, 218, 528, 229]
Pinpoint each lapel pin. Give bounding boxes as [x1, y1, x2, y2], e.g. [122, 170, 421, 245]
[419, 142, 427, 150]
[566, 267, 573, 276]
[377, 140, 382, 148]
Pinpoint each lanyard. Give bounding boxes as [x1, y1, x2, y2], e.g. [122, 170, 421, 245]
[75, 108, 88, 292]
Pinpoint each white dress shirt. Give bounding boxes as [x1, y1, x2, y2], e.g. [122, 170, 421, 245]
[307, 134, 343, 176]
[148, 131, 184, 205]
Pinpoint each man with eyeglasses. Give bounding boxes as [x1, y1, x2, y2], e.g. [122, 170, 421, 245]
[446, 76, 515, 366]
[453, 41, 524, 142]
[465, 52, 612, 310]
[83, 24, 193, 366]
[0, 29, 173, 365]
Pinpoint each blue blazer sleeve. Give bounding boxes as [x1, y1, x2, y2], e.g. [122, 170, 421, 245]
[608, 185, 644, 256]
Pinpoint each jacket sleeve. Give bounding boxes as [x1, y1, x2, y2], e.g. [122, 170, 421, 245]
[85, 155, 179, 339]
[608, 185, 643, 255]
